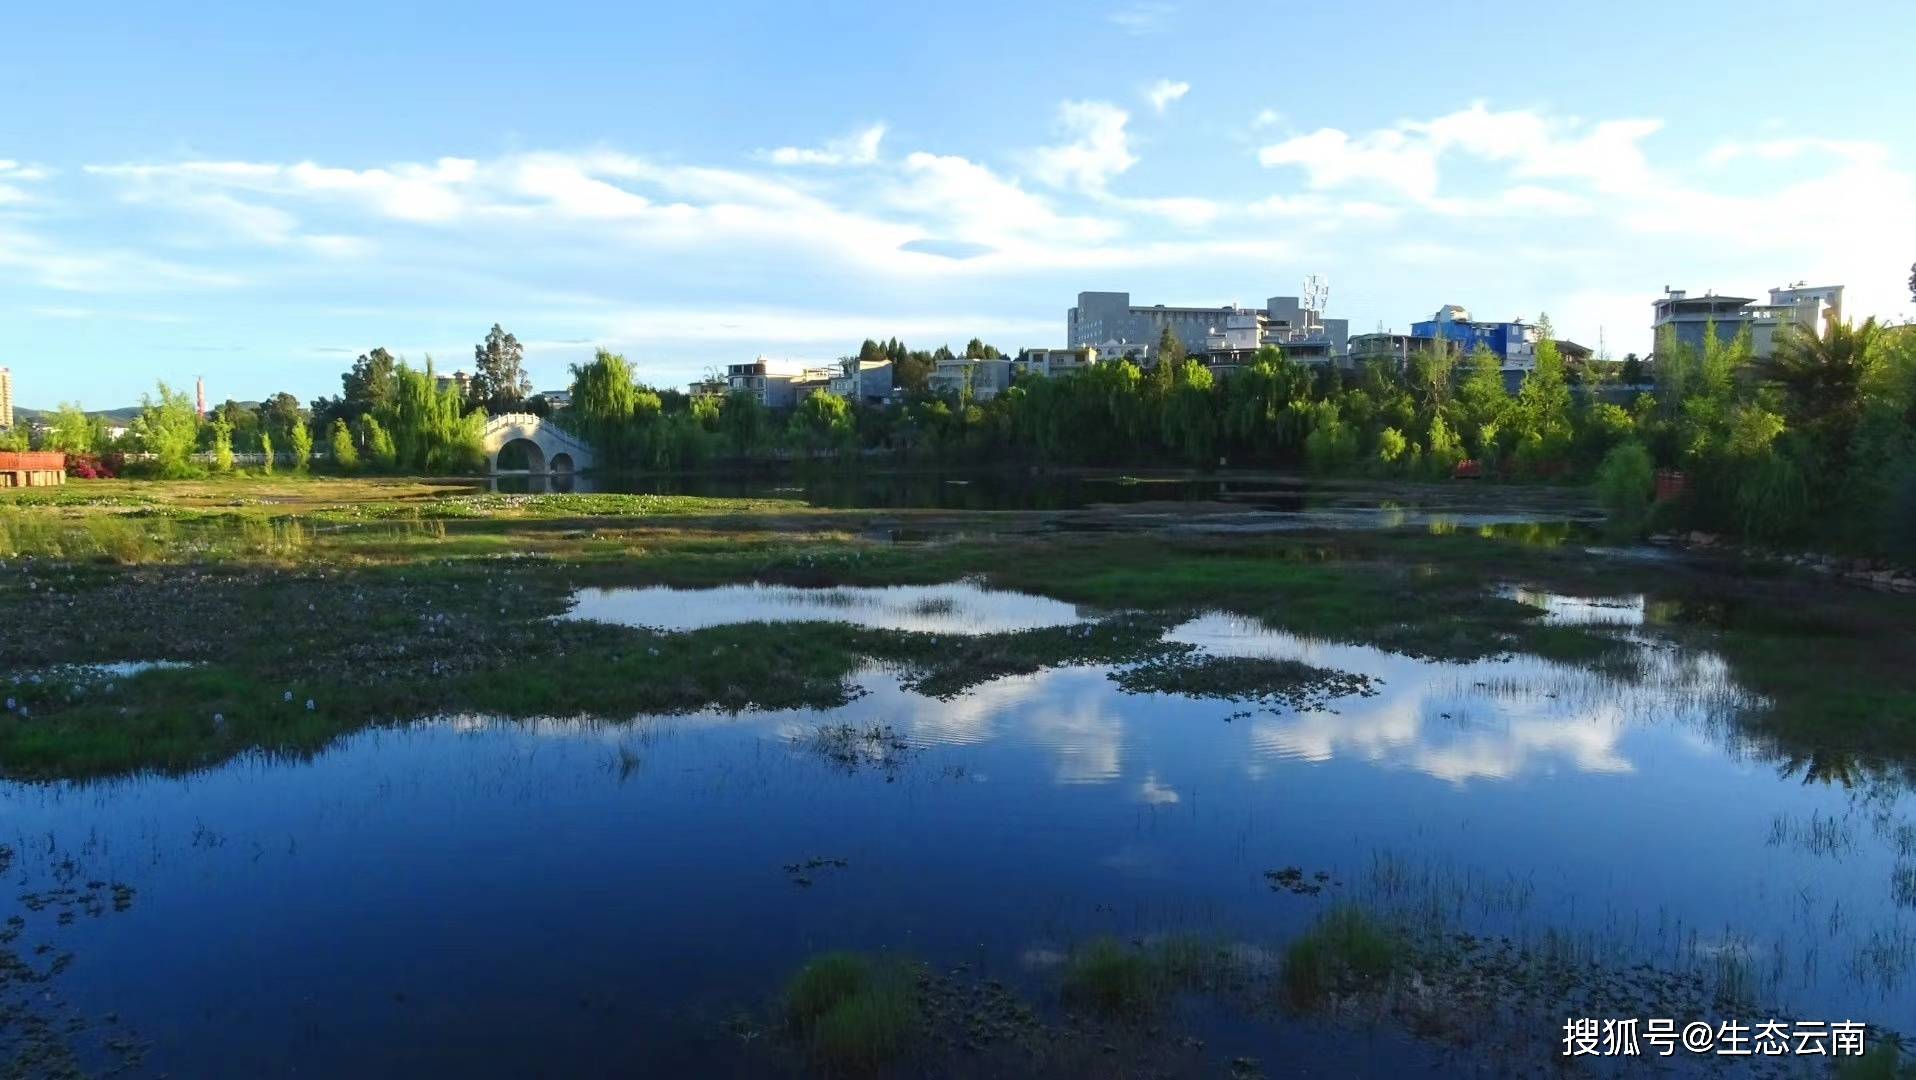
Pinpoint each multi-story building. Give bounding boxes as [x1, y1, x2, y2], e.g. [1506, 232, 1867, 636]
[725, 358, 834, 409]
[0, 367, 12, 430]
[829, 359, 894, 405]
[928, 357, 1012, 402]
[1408, 305, 1541, 373]
[434, 369, 473, 399]
[1652, 283, 1843, 360]
[1012, 344, 1151, 378]
[1066, 291, 1349, 369]
[1346, 332, 1440, 369]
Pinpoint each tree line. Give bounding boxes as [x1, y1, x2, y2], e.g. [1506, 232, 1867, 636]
[11, 315, 1912, 560]
[9, 324, 535, 477]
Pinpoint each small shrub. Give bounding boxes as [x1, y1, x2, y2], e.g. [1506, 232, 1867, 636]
[1595, 440, 1655, 537]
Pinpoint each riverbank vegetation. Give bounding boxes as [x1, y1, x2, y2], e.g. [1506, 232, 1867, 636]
[0, 480, 1912, 782]
[16, 315, 1911, 559]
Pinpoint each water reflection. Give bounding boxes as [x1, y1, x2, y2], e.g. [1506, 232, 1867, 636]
[6, 588, 1912, 1076]
[562, 580, 1088, 635]
[1165, 612, 1753, 784]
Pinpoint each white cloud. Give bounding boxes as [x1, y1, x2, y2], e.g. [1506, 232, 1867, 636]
[1143, 78, 1189, 115]
[0, 160, 52, 204]
[762, 123, 887, 167]
[0, 224, 245, 292]
[893, 151, 1120, 248]
[1252, 109, 1283, 129]
[1110, 194, 1220, 227]
[1703, 137, 1886, 166]
[1255, 103, 1663, 203]
[1031, 100, 1137, 194]
[1108, 1, 1176, 35]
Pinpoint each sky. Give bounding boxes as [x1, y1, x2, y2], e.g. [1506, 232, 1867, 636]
[3, 0, 1914, 410]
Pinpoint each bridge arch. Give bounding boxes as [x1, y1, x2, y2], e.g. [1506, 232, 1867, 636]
[478, 414, 596, 474]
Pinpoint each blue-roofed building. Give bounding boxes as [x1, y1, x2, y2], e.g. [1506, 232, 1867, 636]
[1408, 305, 1541, 373]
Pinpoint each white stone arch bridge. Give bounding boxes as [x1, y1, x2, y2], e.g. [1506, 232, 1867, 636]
[480, 413, 596, 474]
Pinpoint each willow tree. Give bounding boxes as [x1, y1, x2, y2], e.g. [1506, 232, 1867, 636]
[378, 361, 486, 474]
[567, 349, 642, 467]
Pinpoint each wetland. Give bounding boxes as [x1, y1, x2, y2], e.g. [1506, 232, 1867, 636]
[2, 473, 1913, 1077]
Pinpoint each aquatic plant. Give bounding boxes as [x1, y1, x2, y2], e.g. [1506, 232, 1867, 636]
[784, 952, 919, 1072]
[1060, 938, 1154, 1018]
[1280, 905, 1400, 1007]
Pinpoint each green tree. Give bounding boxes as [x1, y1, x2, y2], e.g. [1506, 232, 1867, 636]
[377, 360, 485, 473]
[470, 324, 531, 412]
[1160, 360, 1217, 465]
[44, 403, 99, 454]
[329, 418, 360, 471]
[1511, 336, 1575, 475]
[1758, 316, 1883, 467]
[288, 420, 314, 472]
[1374, 426, 1408, 473]
[568, 349, 642, 467]
[1303, 401, 1358, 474]
[331, 349, 398, 423]
[789, 390, 855, 455]
[210, 416, 235, 472]
[1595, 440, 1656, 536]
[361, 415, 398, 471]
[721, 390, 773, 456]
[1425, 413, 1464, 478]
[256, 392, 307, 447]
[213, 399, 262, 451]
[1457, 345, 1510, 461]
[259, 432, 275, 474]
[129, 382, 203, 478]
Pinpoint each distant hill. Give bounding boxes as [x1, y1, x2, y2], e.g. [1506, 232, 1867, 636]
[12, 405, 145, 425]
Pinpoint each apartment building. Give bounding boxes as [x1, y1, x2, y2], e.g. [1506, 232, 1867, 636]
[1652, 283, 1843, 360]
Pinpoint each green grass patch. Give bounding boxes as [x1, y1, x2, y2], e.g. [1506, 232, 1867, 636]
[1281, 904, 1402, 1008]
[784, 952, 920, 1072]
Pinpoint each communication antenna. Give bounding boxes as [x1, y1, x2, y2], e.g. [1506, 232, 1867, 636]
[1301, 275, 1329, 330]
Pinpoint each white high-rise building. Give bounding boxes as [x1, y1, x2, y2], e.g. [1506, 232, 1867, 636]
[0, 367, 13, 430]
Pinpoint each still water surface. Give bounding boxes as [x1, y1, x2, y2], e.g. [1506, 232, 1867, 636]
[3, 585, 1909, 1076]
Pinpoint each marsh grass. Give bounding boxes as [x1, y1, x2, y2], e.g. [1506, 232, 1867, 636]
[1838, 1039, 1916, 1080]
[784, 952, 919, 1072]
[1280, 905, 1400, 1007]
[1058, 935, 1241, 1020]
[1060, 938, 1154, 1017]
[1768, 810, 1858, 857]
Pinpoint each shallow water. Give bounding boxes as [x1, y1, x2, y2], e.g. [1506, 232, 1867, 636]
[4, 586, 1912, 1076]
[490, 469, 1597, 525]
[563, 580, 1088, 635]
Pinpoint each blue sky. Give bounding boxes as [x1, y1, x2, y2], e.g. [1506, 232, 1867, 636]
[3, 0, 1913, 409]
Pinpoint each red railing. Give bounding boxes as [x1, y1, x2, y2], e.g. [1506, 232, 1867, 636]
[0, 452, 67, 471]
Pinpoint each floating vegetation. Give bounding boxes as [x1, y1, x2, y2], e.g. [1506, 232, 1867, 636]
[783, 856, 849, 888]
[1265, 866, 1336, 896]
[797, 723, 915, 773]
[1111, 653, 1375, 709]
